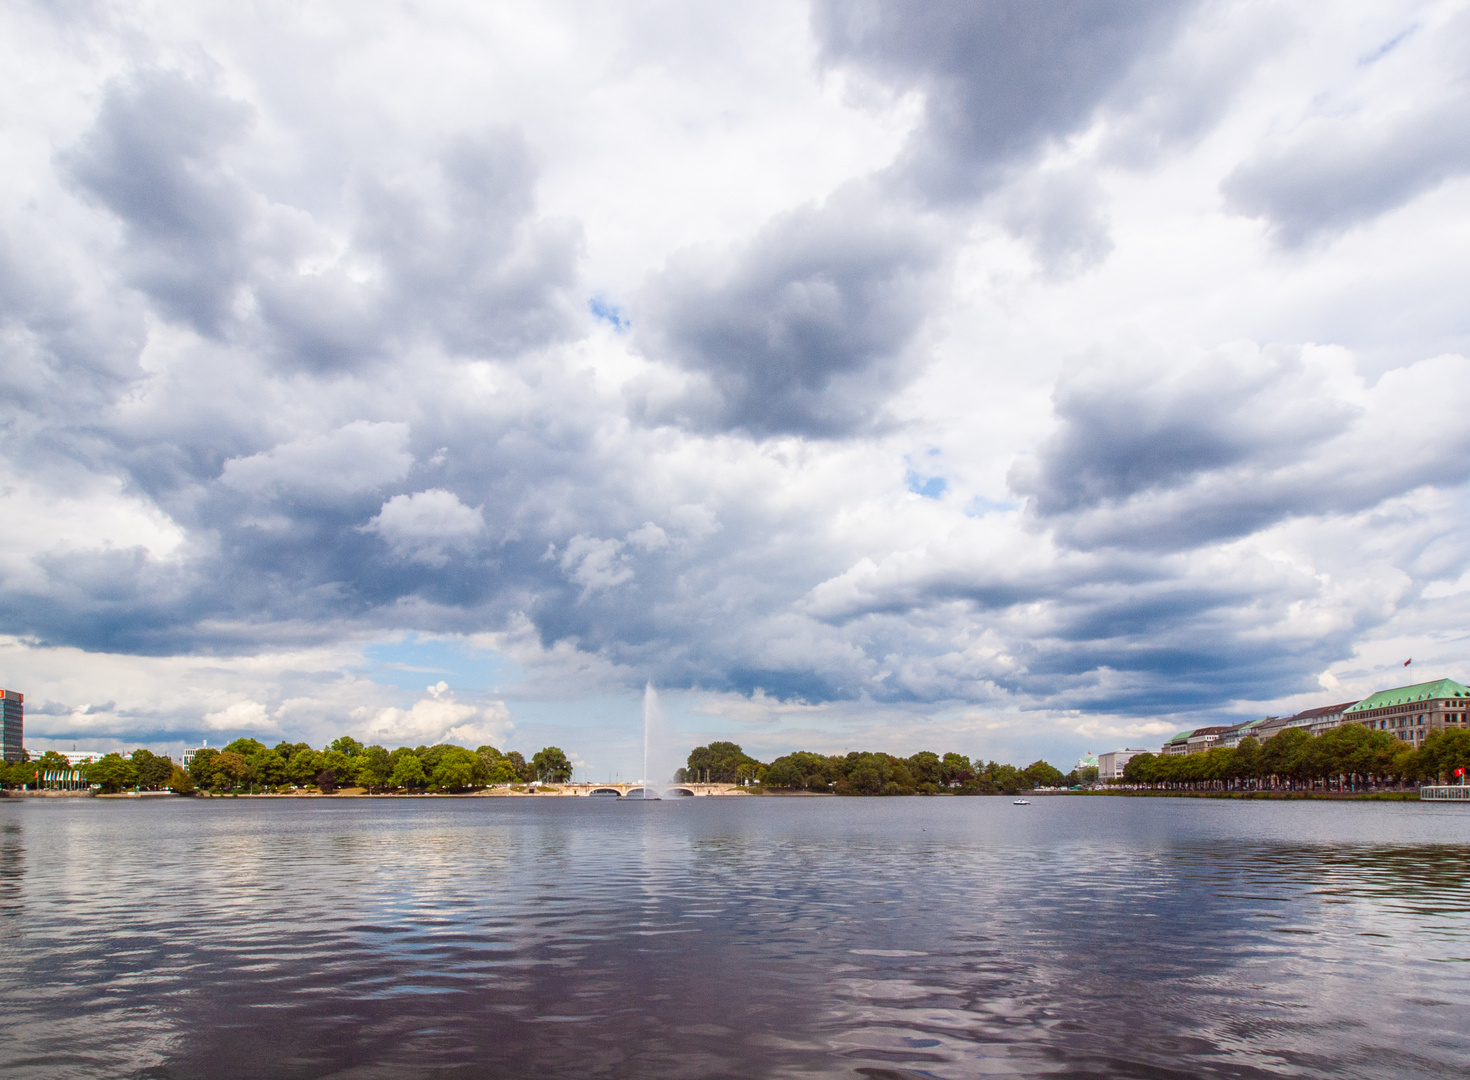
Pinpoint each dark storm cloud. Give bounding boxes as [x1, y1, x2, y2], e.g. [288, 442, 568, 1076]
[630, 1, 1207, 438]
[62, 71, 580, 373]
[1008, 344, 1470, 551]
[1222, 98, 1470, 247]
[812, 0, 1199, 202]
[64, 70, 257, 336]
[1012, 346, 1355, 520]
[633, 188, 945, 437]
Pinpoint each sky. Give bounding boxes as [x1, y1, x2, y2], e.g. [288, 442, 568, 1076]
[3, 0, 1469, 778]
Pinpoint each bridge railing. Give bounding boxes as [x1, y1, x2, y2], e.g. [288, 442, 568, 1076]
[1420, 785, 1470, 801]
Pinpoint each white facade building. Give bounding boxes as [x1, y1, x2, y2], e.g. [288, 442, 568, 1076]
[1098, 749, 1152, 781]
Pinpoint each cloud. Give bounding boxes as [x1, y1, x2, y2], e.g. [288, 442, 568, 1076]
[220, 421, 414, 499]
[204, 699, 274, 732]
[813, 0, 1200, 201]
[1222, 98, 1470, 247]
[63, 69, 258, 336]
[364, 489, 486, 566]
[1010, 342, 1470, 552]
[357, 681, 513, 747]
[634, 185, 946, 436]
[5, 2, 1470, 775]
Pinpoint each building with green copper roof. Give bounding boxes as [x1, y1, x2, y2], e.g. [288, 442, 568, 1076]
[1343, 678, 1470, 747]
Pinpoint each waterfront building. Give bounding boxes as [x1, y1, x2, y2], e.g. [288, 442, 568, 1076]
[1341, 679, 1470, 747]
[1185, 726, 1231, 754]
[1161, 731, 1192, 755]
[1298, 701, 1360, 735]
[1, 688, 22, 763]
[1216, 718, 1266, 749]
[1098, 749, 1151, 780]
[1075, 752, 1099, 772]
[182, 742, 208, 767]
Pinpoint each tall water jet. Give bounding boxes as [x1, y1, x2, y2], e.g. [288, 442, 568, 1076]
[642, 682, 675, 799]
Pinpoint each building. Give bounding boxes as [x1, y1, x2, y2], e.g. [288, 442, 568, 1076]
[1075, 752, 1099, 772]
[1161, 730, 1192, 755]
[1098, 749, 1152, 780]
[1, 689, 22, 763]
[1300, 701, 1360, 735]
[1185, 726, 1232, 754]
[182, 742, 208, 767]
[1216, 718, 1267, 749]
[1341, 679, 1470, 747]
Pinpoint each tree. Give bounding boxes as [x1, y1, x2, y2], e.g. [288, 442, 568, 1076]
[188, 748, 220, 789]
[329, 736, 364, 758]
[213, 751, 249, 791]
[531, 746, 573, 783]
[940, 753, 974, 787]
[168, 765, 196, 794]
[504, 750, 534, 782]
[131, 749, 174, 791]
[475, 746, 519, 784]
[389, 748, 427, 789]
[1122, 752, 1156, 785]
[431, 746, 482, 791]
[682, 742, 761, 783]
[287, 749, 325, 787]
[356, 745, 393, 791]
[906, 751, 943, 790]
[86, 753, 138, 793]
[1023, 760, 1066, 789]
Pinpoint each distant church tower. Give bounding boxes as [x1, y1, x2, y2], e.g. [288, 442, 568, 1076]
[1, 689, 23, 762]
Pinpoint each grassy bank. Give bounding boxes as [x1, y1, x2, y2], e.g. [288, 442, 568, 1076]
[1067, 789, 1420, 801]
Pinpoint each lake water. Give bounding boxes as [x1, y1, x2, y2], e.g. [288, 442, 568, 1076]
[2, 795, 1469, 1079]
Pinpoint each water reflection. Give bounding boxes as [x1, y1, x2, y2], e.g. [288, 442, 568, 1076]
[0, 797, 1466, 1078]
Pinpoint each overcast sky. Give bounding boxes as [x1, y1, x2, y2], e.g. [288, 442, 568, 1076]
[3, 0, 1468, 776]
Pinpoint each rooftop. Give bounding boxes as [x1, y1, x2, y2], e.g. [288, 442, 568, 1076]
[1343, 679, 1470, 714]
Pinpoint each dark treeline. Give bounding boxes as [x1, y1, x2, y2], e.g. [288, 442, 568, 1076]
[677, 741, 1077, 795]
[1123, 724, 1470, 791]
[0, 738, 575, 794]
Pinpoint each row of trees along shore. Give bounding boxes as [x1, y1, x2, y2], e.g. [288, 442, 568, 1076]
[0, 738, 575, 794]
[1122, 724, 1470, 791]
[678, 742, 1080, 795]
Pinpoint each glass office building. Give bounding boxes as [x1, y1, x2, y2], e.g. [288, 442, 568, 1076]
[1, 689, 23, 762]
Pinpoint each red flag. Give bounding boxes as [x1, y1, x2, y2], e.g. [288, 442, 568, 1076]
[1403, 658, 1412, 666]
[1457, 768, 1466, 778]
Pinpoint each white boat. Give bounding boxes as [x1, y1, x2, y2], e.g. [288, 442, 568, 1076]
[1013, 798, 1030, 805]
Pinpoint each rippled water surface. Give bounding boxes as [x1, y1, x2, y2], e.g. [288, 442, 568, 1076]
[2, 795, 1469, 1079]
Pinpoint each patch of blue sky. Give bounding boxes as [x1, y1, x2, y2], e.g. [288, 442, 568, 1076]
[905, 471, 947, 499]
[362, 633, 521, 696]
[589, 296, 629, 330]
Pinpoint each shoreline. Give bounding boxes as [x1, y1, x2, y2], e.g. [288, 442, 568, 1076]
[1063, 789, 1422, 801]
[1, 787, 1436, 802]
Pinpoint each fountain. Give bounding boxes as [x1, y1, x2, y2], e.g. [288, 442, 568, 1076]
[640, 682, 680, 799]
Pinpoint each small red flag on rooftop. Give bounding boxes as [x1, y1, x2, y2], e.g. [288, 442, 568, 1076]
[1403, 658, 1412, 666]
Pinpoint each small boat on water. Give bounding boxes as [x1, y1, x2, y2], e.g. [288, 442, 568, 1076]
[1012, 798, 1030, 806]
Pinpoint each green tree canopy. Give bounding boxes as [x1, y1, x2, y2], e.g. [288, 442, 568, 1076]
[531, 746, 573, 783]
[682, 742, 760, 783]
[430, 746, 482, 791]
[131, 748, 174, 791]
[86, 753, 138, 793]
[389, 748, 427, 789]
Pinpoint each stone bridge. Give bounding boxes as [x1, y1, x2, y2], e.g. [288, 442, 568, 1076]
[532, 782, 745, 797]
